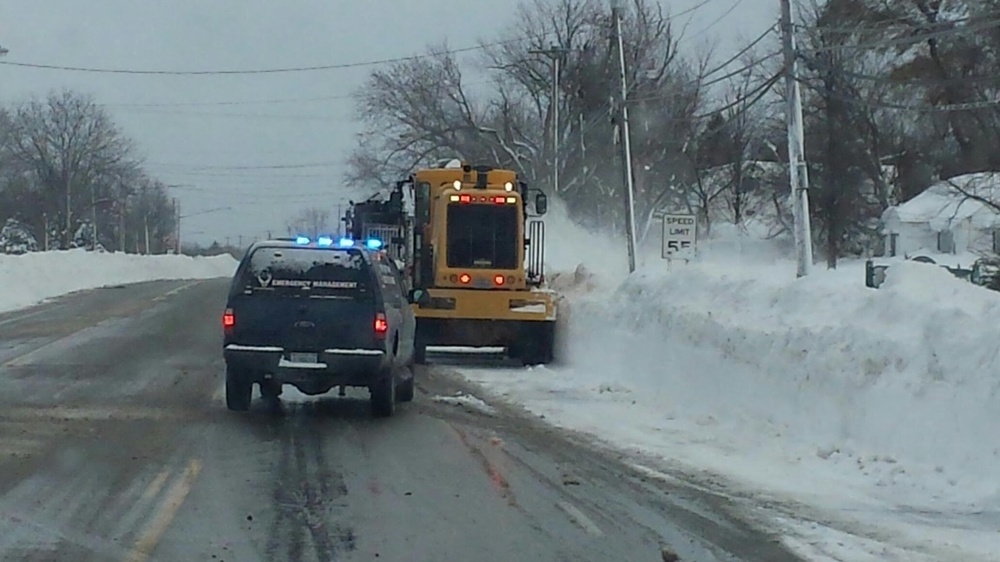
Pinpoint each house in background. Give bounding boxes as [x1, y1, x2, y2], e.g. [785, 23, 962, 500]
[881, 172, 1000, 259]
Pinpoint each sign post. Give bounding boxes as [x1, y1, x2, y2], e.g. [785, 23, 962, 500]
[661, 213, 697, 261]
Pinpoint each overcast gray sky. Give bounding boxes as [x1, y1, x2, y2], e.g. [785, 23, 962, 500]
[0, 0, 777, 245]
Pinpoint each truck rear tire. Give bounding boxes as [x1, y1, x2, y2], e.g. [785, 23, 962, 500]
[370, 373, 396, 417]
[225, 368, 252, 411]
[414, 339, 427, 365]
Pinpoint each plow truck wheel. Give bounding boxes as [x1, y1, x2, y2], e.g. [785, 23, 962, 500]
[414, 338, 427, 365]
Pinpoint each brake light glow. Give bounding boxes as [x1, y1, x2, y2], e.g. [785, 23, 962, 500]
[374, 313, 388, 336]
[459, 273, 471, 284]
[223, 308, 235, 328]
[494, 275, 505, 286]
[459, 194, 471, 203]
[492, 196, 506, 204]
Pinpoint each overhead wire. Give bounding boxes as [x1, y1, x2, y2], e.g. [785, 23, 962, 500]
[801, 14, 1000, 54]
[115, 108, 352, 121]
[0, 37, 532, 76]
[150, 160, 343, 171]
[693, 0, 747, 39]
[796, 11, 999, 34]
[820, 87, 1000, 113]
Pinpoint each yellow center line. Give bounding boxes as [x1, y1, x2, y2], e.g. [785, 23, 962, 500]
[138, 469, 172, 507]
[125, 458, 203, 562]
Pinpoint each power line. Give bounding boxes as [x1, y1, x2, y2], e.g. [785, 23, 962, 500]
[113, 107, 352, 121]
[100, 78, 495, 107]
[797, 11, 1000, 34]
[814, 67, 1000, 88]
[699, 24, 779, 83]
[696, 70, 783, 120]
[694, 0, 748, 39]
[801, 15, 1000, 54]
[629, 52, 779, 104]
[0, 38, 527, 76]
[102, 94, 356, 108]
[151, 170, 339, 179]
[823, 89, 1000, 113]
[150, 160, 343, 171]
[671, 0, 716, 20]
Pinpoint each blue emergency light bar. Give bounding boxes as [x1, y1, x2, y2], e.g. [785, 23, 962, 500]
[294, 235, 310, 245]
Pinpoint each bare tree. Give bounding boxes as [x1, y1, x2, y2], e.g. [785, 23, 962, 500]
[6, 90, 134, 247]
[124, 178, 175, 254]
[345, 0, 703, 235]
[286, 207, 331, 238]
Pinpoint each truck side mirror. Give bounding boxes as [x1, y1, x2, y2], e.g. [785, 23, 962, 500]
[535, 193, 548, 216]
[408, 288, 431, 306]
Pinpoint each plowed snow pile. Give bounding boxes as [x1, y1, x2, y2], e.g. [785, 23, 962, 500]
[0, 250, 238, 313]
[462, 224, 1000, 560]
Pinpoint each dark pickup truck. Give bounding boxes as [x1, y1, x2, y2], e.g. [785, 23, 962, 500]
[222, 238, 416, 417]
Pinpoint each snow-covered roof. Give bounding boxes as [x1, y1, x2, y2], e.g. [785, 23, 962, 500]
[884, 172, 1000, 231]
[361, 186, 415, 216]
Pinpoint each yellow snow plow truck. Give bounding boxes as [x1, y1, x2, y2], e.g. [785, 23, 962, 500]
[398, 160, 558, 365]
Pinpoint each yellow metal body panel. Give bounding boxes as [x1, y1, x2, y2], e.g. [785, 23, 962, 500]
[411, 287, 556, 322]
[408, 164, 558, 339]
[412, 166, 528, 291]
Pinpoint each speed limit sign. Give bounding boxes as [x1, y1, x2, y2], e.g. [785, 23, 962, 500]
[662, 214, 697, 259]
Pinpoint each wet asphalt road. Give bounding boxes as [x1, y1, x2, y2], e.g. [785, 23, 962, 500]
[0, 279, 802, 562]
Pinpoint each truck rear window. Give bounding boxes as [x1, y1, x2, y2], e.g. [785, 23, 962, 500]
[238, 247, 373, 299]
[446, 204, 518, 269]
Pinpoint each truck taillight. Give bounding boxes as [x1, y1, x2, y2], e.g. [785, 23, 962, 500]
[494, 275, 505, 286]
[374, 313, 388, 337]
[459, 273, 471, 284]
[223, 308, 235, 328]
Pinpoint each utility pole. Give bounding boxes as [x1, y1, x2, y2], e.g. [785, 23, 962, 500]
[91, 189, 98, 251]
[119, 192, 126, 253]
[174, 198, 181, 255]
[611, 0, 639, 273]
[529, 45, 569, 195]
[780, 0, 814, 277]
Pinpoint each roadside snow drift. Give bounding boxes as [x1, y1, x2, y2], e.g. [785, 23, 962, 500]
[462, 227, 1000, 560]
[0, 250, 237, 314]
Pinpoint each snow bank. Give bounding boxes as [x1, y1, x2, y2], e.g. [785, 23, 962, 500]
[464, 221, 1000, 559]
[0, 250, 238, 314]
[589, 258, 1000, 493]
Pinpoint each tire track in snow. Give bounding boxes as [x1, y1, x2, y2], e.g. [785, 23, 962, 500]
[265, 411, 356, 561]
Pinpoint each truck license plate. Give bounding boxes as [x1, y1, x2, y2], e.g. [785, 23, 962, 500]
[289, 352, 318, 363]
